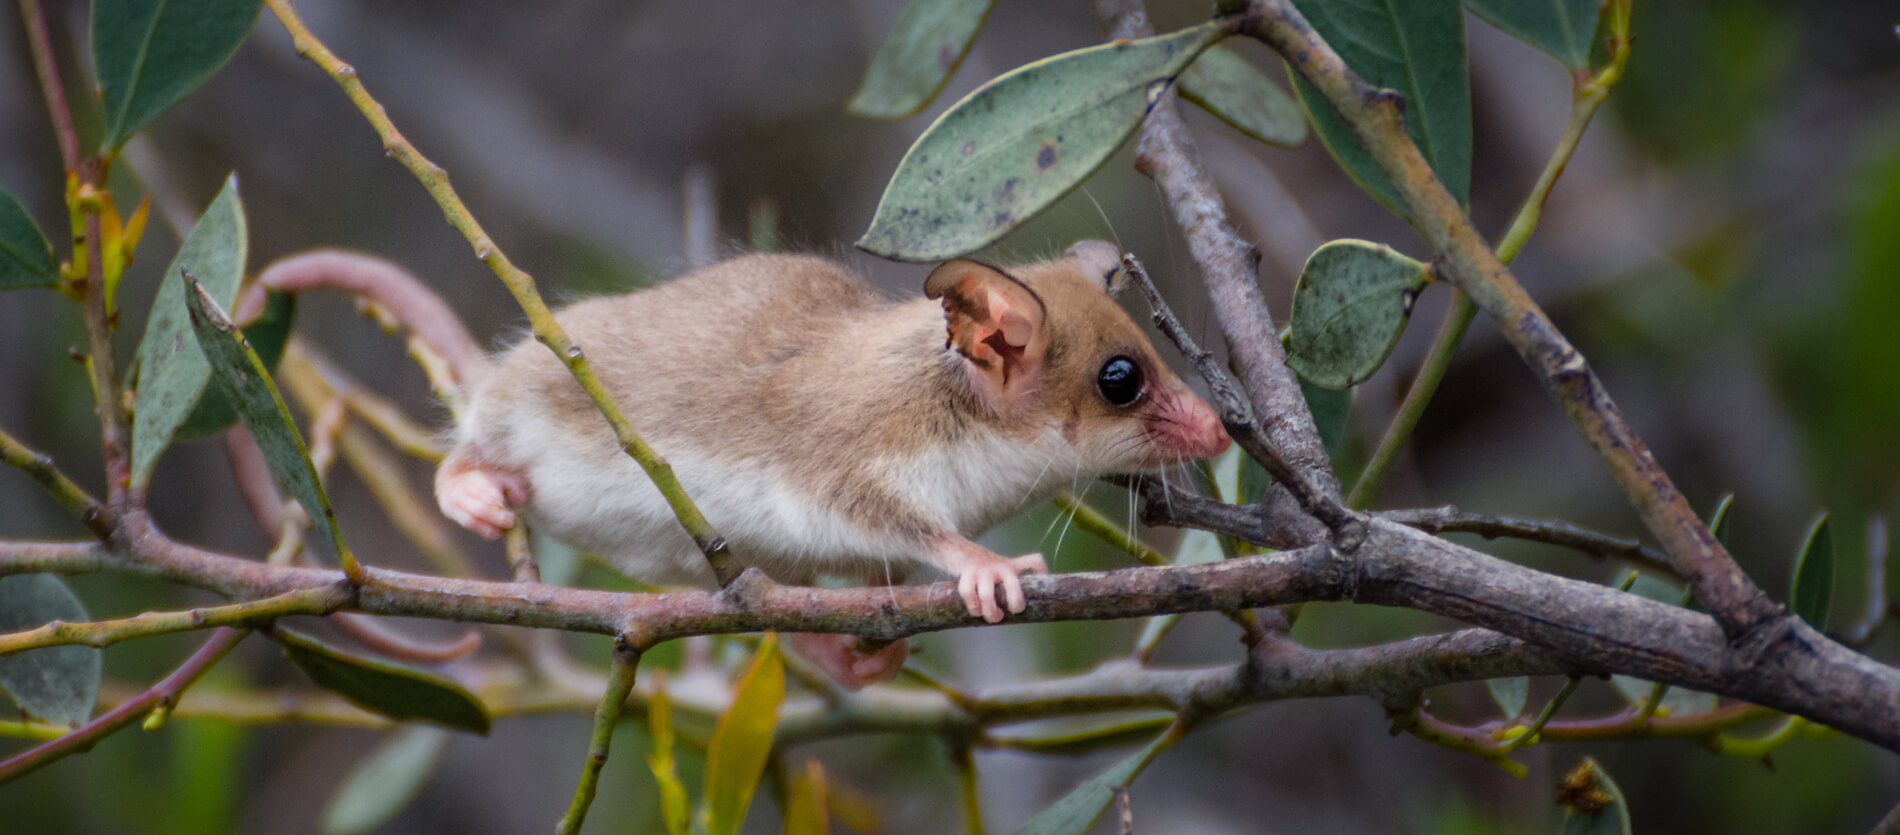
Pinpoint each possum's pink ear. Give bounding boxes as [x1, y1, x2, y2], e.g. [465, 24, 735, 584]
[924, 259, 1048, 402]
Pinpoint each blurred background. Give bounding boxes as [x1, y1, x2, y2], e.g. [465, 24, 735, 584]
[3, 0, 1899, 832]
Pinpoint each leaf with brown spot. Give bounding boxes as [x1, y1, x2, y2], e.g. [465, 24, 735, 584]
[858, 22, 1224, 262]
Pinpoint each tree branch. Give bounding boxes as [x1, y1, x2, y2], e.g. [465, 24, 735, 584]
[1378, 505, 1678, 580]
[1234, 0, 1781, 640]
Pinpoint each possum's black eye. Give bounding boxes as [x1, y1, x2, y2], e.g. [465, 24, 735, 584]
[1096, 356, 1144, 407]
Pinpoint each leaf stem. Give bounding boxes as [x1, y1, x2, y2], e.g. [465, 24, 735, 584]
[262, 0, 737, 586]
[557, 638, 644, 835]
[16, 0, 79, 171]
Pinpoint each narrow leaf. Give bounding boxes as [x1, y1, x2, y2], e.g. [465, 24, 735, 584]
[783, 759, 830, 835]
[1178, 44, 1307, 148]
[847, 0, 996, 119]
[1486, 676, 1529, 719]
[646, 675, 691, 835]
[183, 275, 352, 570]
[1791, 514, 1835, 628]
[0, 574, 102, 725]
[1011, 732, 1171, 835]
[131, 175, 247, 489]
[177, 289, 297, 440]
[858, 21, 1223, 261]
[1289, 0, 1471, 215]
[703, 634, 785, 835]
[92, 0, 264, 150]
[320, 726, 449, 835]
[274, 627, 489, 734]
[1557, 757, 1632, 835]
[1286, 239, 1432, 388]
[0, 185, 58, 290]
[1706, 493, 1735, 549]
[1465, 0, 1601, 70]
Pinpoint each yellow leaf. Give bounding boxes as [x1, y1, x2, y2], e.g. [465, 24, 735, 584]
[783, 759, 829, 835]
[646, 672, 691, 835]
[703, 633, 785, 835]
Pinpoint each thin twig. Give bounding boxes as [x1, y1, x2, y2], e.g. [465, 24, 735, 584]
[0, 585, 346, 655]
[1378, 505, 1678, 579]
[1121, 255, 1351, 535]
[17, 0, 79, 171]
[556, 637, 643, 835]
[0, 627, 248, 786]
[262, 0, 738, 586]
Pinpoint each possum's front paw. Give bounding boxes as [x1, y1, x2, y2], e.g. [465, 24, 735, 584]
[933, 537, 1048, 623]
[436, 465, 530, 540]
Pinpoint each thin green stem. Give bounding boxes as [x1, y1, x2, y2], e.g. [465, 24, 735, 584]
[0, 585, 347, 655]
[0, 426, 106, 535]
[1348, 75, 1614, 509]
[954, 742, 984, 835]
[1499, 675, 1581, 752]
[556, 638, 643, 835]
[262, 0, 737, 586]
[1052, 492, 1168, 567]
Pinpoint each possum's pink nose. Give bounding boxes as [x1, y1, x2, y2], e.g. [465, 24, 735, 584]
[1184, 397, 1230, 459]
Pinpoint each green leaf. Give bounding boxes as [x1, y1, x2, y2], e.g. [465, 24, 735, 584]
[183, 274, 353, 567]
[1465, 0, 1602, 70]
[858, 21, 1224, 261]
[1178, 44, 1307, 148]
[0, 184, 58, 290]
[702, 634, 785, 835]
[1706, 492, 1735, 549]
[1486, 676, 1529, 719]
[274, 627, 489, 734]
[847, 0, 996, 119]
[1011, 731, 1171, 835]
[1289, 0, 1471, 215]
[1299, 374, 1353, 462]
[320, 726, 449, 835]
[1286, 239, 1432, 388]
[0, 574, 102, 725]
[131, 175, 247, 489]
[1558, 757, 1632, 835]
[91, 0, 264, 150]
[1791, 514, 1835, 628]
[176, 289, 296, 440]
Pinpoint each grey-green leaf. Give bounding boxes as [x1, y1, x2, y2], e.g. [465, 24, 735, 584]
[1465, 0, 1601, 70]
[131, 175, 247, 489]
[847, 0, 996, 119]
[275, 628, 489, 734]
[1289, 0, 1471, 215]
[182, 274, 350, 565]
[0, 574, 102, 726]
[1558, 757, 1632, 835]
[92, 0, 264, 150]
[858, 21, 1223, 262]
[1286, 239, 1432, 388]
[1791, 514, 1834, 628]
[1011, 732, 1171, 835]
[320, 726, 450, 835]
[1178, 44, 1307, 148]
[0, 184, 58, 290]
[177, 289, 296, 441]
[1486, 676, 1529, 719]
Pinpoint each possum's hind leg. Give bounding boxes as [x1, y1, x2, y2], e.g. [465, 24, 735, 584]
[435, 447, 530, 540]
